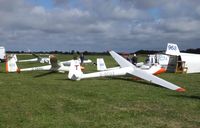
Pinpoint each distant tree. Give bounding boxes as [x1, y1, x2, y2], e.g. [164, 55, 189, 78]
[83, 51, 88, 55]
[71, 50, 75, 54]
[135, 50, 160, 54]
[185, 48, 200, 54]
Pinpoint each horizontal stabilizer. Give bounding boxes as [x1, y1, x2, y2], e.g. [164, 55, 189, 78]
[18, 58, 38, 62]
[83, 59, 92, 64]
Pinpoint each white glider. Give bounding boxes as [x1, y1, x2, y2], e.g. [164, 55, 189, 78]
[6, 55, 70, 73]
[6, 54, 90, 73]
[97, 58, 166, 75]
[62, 58, 92, 66]
[18, 54, 51, 64]
[18, 54, 92, 66]
[68, 51, 185, 92]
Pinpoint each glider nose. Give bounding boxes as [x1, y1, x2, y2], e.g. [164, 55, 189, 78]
[154, 68, 166, 75]
[81, 66, 85, 71]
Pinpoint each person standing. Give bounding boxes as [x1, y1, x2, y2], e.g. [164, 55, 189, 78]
[131, 54, 138, 65]
[80, 53, 84, 65]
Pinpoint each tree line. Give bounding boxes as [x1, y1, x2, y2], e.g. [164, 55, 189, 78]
[6, 48, 200, 55]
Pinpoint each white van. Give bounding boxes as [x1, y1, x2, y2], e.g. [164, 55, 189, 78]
[146, 54, 170, 69]
[0, 46, 6, 62]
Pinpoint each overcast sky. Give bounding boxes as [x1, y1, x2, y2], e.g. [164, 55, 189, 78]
[1, 0, 200, 52]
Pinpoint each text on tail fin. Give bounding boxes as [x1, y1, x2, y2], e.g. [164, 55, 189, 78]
[165, 43, 180, 56]
[97, 58, 107, 71]
[68, 60, 83, 80]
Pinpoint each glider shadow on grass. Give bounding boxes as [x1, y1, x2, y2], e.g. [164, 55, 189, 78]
[34, 71, 57, 78]
[109, 76, 163, 88]
[168, 94, 200, 100]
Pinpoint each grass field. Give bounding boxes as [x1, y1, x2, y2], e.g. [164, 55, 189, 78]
[0, 54, 200, 128]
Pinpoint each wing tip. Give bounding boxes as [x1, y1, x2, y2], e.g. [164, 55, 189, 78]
[176, 87, 186, 92]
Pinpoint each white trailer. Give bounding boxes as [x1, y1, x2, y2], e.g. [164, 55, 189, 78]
[166, 43, 200, 73]
[147, 54, 170, 69]
[0, 47, 6, 62]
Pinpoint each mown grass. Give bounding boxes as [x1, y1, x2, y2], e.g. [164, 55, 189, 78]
[0, 54, 199, 128]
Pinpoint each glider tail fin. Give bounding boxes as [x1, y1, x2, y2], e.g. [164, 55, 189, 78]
[68, 60, 83, 80]
[165, 43, 180, 56]
[6, 55, 20, 73]
[97, 58, 107, 71]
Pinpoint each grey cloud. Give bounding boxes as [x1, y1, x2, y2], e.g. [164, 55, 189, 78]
[0, 0, 24, 12]
[53, 0, 69, 5]
[1, 0, 200, 52]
